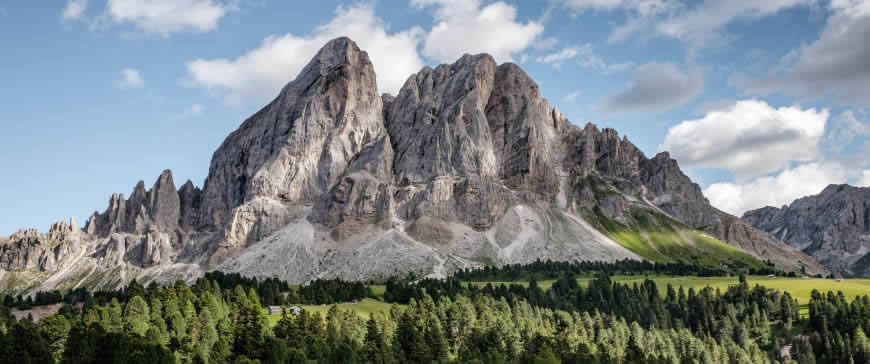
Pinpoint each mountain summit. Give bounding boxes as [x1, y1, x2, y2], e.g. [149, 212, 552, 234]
[0, 38, 826, 294]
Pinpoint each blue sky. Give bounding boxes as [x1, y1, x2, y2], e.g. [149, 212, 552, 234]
[1, 0, 869, 235]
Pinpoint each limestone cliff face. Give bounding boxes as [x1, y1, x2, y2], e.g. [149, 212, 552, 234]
[743, 184, 870, 276]
[0, 37, 829, 294]
[198, 37, 387, 260]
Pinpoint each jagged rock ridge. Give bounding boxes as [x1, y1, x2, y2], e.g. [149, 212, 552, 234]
[0, 37, 827, 293]
[743, 184, 870, 276]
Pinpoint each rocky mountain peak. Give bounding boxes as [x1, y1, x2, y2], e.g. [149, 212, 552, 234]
[653, 151, 671, 160]
[83, 170, 188, 237]
[199, 36, 386, 259]
[743, 184, 870, 275]
[149, 169, 180, 231]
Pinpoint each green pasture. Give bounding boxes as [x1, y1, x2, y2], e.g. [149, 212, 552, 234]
[268, 298, 396, 327]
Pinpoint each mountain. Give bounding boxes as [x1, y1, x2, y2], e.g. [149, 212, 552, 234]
[743, 184, 870, 276]
[0, 38, 826, 294]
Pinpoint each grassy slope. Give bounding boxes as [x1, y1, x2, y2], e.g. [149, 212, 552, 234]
[594, 207, 766, 271]
[576, 175, 765, 271]
[267, 298, 397, 327]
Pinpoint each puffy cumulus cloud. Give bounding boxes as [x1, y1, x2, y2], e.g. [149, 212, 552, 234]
[185, 3, 424, 105]
[705, 162, 847, 215]
[62, 0, 88, 20]
[753, 0, 870, 104]
[537, 45, 632, 72]
[118, 68, 145, 88]
[413, 0, 543, 63]
[101, 0, 235, 35]
[655, 0, 815, 46]
[604, 62, 702, 112]
[662, 100, 828, 179]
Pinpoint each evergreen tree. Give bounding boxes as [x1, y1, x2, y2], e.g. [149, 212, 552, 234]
[124, 295, 151, 336]
[394, 311, 429, 363]
[1, 320, 54, 364]
[39, 314, 72, 362]
[363, 315, 390, 364]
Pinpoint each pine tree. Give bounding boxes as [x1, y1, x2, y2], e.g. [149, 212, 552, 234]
[127, 279, 146, 299]
[61, 322, 95, 364]
[425, 315, 449, 362]
[363, 315, 389, 363]
[233, 303, 267, 358]
[39, 313, 71, 362]
[124, 295, 151, 336]
[394, 311, 429, 363]
[534, 345, 561, 364]
[2, 320, 54, 363]
[625, 334, 645, 363]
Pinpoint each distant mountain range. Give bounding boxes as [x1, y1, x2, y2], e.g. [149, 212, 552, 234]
[0, 37, 828, 295]
[744, 184, 870, 277]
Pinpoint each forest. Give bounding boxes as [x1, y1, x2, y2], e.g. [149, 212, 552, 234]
[0, 262, 867, 363]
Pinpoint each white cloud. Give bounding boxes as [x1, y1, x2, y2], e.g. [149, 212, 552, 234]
[560, 0, 677, 42]
[753, 0, 870, 104]
[178, 103, 205, 119]
[537, 47, 580, 67]
[62, 0, 88, 20]
[604, 62, 702, 112]
[705, 162, 847, 215]
[562, 91, 581, 103]
[655, 0, 815, 46]
[534, 37, 559, 50]
[413, 0, 544, 63]
[101, 0, 235, 35]
[573, 0, 815, 47]
[663, 100, 828, 179]
[185, 3, 424, 105]
[561, 0, 676, 16]
[826, 110, 870, 153]
[118, 68, 145, 88]
[187, 103, 204, 116]
[857, 170, 870, 187]
[537, 45, 631, 72]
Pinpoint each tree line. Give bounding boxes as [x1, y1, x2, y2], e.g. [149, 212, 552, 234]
[0, 261, 866, 363]
[452, 258, 779, 282]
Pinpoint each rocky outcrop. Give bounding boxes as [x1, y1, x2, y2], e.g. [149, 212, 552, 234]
[744, 184, 870, 276]
[84, 169, 188, 237]
[0, 37, 831, 294]
[0, 219, 84, 272]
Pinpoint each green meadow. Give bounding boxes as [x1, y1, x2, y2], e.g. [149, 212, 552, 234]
[469, 275, 870, 306]
[268, 298, 396, 327]
[271, 276, 870, 325]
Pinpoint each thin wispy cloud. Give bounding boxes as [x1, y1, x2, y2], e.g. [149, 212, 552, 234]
[118, 68, 145, 89]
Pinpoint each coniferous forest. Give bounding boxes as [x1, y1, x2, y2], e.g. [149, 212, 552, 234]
[0, 263, 869, 363]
